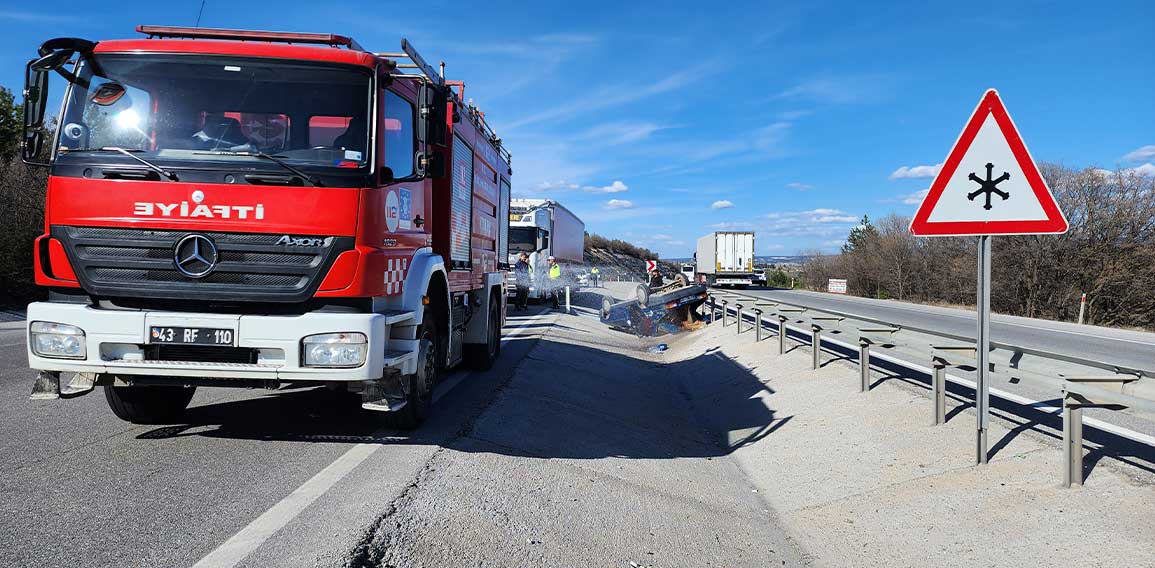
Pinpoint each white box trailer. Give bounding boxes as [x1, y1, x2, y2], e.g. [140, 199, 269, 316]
[695, 231, 756, 288]
[507, 199, 585, 300]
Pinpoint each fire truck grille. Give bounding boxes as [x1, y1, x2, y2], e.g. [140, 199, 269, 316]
[52, 226, 354, 304]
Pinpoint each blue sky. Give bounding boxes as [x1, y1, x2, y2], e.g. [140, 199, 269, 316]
[2, 1, 1152, 257]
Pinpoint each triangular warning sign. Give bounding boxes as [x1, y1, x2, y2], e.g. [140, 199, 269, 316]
[910, 89, 1067, 236]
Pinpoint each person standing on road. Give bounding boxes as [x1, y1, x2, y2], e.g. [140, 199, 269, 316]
[590, 266, 600, 288]
[546, 256, 564, 309]
[513, 252, 532, 310]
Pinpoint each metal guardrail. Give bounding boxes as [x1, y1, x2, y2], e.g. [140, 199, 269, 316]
[704, 290, 1155, 488]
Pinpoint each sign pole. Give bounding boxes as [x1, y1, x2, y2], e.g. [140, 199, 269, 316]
[975, 235, 992, 464]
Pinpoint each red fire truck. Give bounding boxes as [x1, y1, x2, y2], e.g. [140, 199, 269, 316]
[19, 26, 512, 428]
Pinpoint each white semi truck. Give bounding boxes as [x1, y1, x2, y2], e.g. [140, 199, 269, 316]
[695, 231, 756, 288]
[507, 199, 585, 300]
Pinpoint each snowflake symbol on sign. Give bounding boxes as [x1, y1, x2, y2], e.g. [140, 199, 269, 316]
[967, 162, 1010, 210]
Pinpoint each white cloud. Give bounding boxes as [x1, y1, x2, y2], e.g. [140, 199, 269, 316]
[582, 122, 669, 145]
[529, 179, 628, 194]
[586, 180, 629, 194]
[786, 182, 814, 191]
[534, 180, 580, 192]
[1122, 145, 1155, 162]
[708, 221, 754, 230]
[901, 188, 930, 205]
[605, 199, 634, 210]
[711, 200, 735, 210]
[749, 208, 860, 237]
[508, 64, 709, 128]
[652, 233, 674, 240]
[1129, 163, 1155, 177]
[815, 215, 859, 223]
[889, 163, 942, 180]
[0, 10, 72, 22]
[777, 74, 892, 104]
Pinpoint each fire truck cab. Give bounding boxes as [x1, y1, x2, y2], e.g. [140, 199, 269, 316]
[20, 26, 512, 428]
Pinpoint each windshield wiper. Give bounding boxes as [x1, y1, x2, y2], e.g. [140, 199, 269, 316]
[67, 147, 179, 181]
[193, 150, 322, 187]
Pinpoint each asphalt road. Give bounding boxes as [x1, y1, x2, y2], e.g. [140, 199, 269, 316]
[0, 289, 800, 567]
[739, 287, 1155, 373]
[0, 308, 551, 567]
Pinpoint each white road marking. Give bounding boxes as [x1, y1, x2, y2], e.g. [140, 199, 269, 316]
[189, 311, 553, 568]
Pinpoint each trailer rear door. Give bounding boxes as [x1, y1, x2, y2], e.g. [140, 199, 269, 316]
[717, 232, 753, 273]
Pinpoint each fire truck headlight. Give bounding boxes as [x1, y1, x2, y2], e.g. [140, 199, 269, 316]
[30, 321, 87, 359]
[301, 332, 367, 368]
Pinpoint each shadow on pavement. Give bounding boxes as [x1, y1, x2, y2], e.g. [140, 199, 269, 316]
[135, 334, 787, 461]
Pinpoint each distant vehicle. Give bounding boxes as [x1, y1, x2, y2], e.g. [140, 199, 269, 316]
[695, 231, 756, 288]
[680, 262, 695, 282]
[507, 199, 585, 300]
[752, 270, 767, 285]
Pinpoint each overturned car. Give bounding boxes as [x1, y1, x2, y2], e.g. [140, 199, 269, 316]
[600, 275, 709, 336]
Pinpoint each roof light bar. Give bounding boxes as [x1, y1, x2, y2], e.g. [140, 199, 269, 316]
[136, 25, 363, 50]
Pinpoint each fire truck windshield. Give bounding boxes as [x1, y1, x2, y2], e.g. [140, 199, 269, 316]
[56, 54, 373, 173]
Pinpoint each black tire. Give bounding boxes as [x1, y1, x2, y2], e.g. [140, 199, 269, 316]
[104, 384, 196, 424]
[636, 284, 651, 308]
[382, 309, 438, 429]
[674, 272, 691, 287]
[464, 297, 501, 371]
[601, 295, 613, 320]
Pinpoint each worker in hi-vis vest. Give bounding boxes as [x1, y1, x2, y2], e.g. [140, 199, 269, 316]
[546, 255, 564, 309]
[590, 266, 600, 288]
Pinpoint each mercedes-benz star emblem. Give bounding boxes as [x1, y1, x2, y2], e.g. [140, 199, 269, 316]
[173, 234, 219, 278]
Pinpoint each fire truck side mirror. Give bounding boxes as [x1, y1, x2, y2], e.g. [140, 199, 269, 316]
[417, 83, 448, 147]
[421, 152, 446, 178]
[21, 61, 49, 165]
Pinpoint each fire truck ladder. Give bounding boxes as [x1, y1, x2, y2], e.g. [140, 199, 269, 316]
[379, 40, 510, 164]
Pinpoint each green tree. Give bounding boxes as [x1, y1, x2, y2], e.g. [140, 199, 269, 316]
[841, 215, 877, 255]
[0, 86, 22, 163]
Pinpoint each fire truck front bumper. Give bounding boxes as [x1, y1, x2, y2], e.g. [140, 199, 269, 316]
[25, 302, 416, 383]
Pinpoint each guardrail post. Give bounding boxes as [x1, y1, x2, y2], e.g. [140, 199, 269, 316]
[735, 304, 744, 334]
[777, 315, 787, 354]
[720, 300, 729, 327]
[1062, 390, 1084, 488]
[811, 324, 822, 370]
[753, 308, 763, 342]
[932, 359, 947, 425]
[858, 338, 871, 393]
[708, 296, 716, 323]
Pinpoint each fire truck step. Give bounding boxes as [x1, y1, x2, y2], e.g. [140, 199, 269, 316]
[381, 310, 416, 326]
[383, 349, 416, 367]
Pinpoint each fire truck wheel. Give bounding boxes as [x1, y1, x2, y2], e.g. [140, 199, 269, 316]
[104, 384, 197, 424]
[464, 297, 501, 371]
[384, 310, 437, 429]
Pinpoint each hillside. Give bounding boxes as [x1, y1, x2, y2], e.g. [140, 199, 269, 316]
[584, 233, 679, 282]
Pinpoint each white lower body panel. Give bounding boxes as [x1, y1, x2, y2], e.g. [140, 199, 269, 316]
[25, 302, 416, 382]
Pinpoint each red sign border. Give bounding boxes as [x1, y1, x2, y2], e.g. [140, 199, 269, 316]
[909, 89, 1068, 237]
